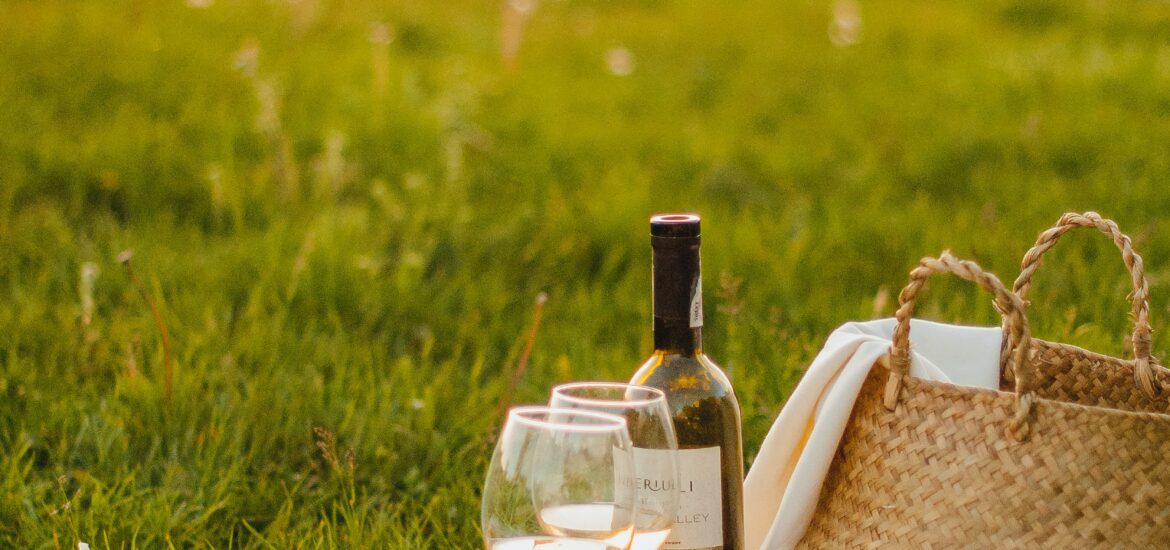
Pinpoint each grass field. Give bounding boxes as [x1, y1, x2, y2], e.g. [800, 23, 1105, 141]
[3, 0, 1170, 547]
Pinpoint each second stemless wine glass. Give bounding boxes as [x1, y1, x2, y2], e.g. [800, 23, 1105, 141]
[481, 406, 637, 550]
[550, 382, 680, 550]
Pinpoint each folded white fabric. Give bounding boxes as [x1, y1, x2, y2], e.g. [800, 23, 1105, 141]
[742, 318, 1004, 549]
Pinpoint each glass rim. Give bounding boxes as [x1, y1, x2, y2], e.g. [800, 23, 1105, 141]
[507, 405, 628, 433]
[551, 381, 667, 408]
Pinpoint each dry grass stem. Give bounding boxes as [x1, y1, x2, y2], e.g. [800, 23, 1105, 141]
[119, 250, 174, 411]
[495, 292, 548, 421]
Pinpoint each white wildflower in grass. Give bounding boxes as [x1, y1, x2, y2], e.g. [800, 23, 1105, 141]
[321, 130, 347, 197]
[501, 0, 537, 71]
[369, 21, 393, 46]
[872, 285, 890, 318]
[250, 78, 299, 197]
[370, 22, 393, 122]
[206, 164, 225, 217]
[79, 262, 99, 327]
[312, 130, 351, 200]
[605, 47, 635, 76]
[232, 38, 260, 77]
[509, 0, 537, 16]
[253, 80, 281, 136]
[78, 543, 90, 550]
[829, 0, 863, 47]
[284, 0, 321, 32]
[442, 125, 464, 183]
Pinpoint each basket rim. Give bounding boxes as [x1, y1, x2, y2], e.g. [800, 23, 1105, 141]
[888, 361, 1170, 425]
[1028, 336, 1168, 375]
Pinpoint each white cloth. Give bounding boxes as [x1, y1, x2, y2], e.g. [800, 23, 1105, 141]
[742, 318, 1004, 549]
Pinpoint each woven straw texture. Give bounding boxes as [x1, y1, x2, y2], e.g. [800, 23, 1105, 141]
[1014, 339, 1170, 414]
[798, 253, 1170, 548]
[1007, 212, 1170, 413]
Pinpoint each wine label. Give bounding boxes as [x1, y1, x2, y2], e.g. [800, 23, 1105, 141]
[689, 275, 703, 328]
[662, 446, 722, 549]
[631, 447, 679, 522]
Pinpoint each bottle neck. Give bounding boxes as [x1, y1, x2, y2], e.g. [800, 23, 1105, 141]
[654, 319, 702, 354]
[651, 234, 703, 354]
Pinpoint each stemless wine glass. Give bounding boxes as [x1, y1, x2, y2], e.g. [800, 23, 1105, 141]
[482, 406, 637, 550]
[550, 383, 680, 550]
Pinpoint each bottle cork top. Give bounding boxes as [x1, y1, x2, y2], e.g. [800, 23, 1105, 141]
[650, 213, 700, 238]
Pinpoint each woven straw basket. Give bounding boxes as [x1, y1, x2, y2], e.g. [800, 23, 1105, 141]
[1004, 212, 1170, 413]
[798, 252, 1170, 548]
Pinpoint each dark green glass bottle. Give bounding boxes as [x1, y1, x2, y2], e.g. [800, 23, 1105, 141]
[630, 213, 744, 550]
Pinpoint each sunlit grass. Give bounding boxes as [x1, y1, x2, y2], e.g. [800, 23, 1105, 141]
[2, 0, 1170, 546]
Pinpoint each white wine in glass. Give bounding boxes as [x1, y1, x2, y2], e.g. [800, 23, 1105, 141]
[482, 406, 637, 550]
[550, 382, 680, 550]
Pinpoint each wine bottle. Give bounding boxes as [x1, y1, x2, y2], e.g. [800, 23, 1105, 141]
[629, 213, 744, 550]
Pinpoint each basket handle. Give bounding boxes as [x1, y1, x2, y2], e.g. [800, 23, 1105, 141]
[885, 252, 1036, 440]
[1013, 211, 1158, 398]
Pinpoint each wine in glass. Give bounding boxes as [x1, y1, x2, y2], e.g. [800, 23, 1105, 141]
[482, 406, 637, 550]
[550, 382, 680, 550]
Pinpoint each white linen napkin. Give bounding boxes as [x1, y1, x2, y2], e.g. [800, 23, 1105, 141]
[742, 318, 1004, 549]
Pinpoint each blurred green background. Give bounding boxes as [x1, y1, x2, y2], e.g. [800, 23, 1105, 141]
[3, 0, 1170, 546]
